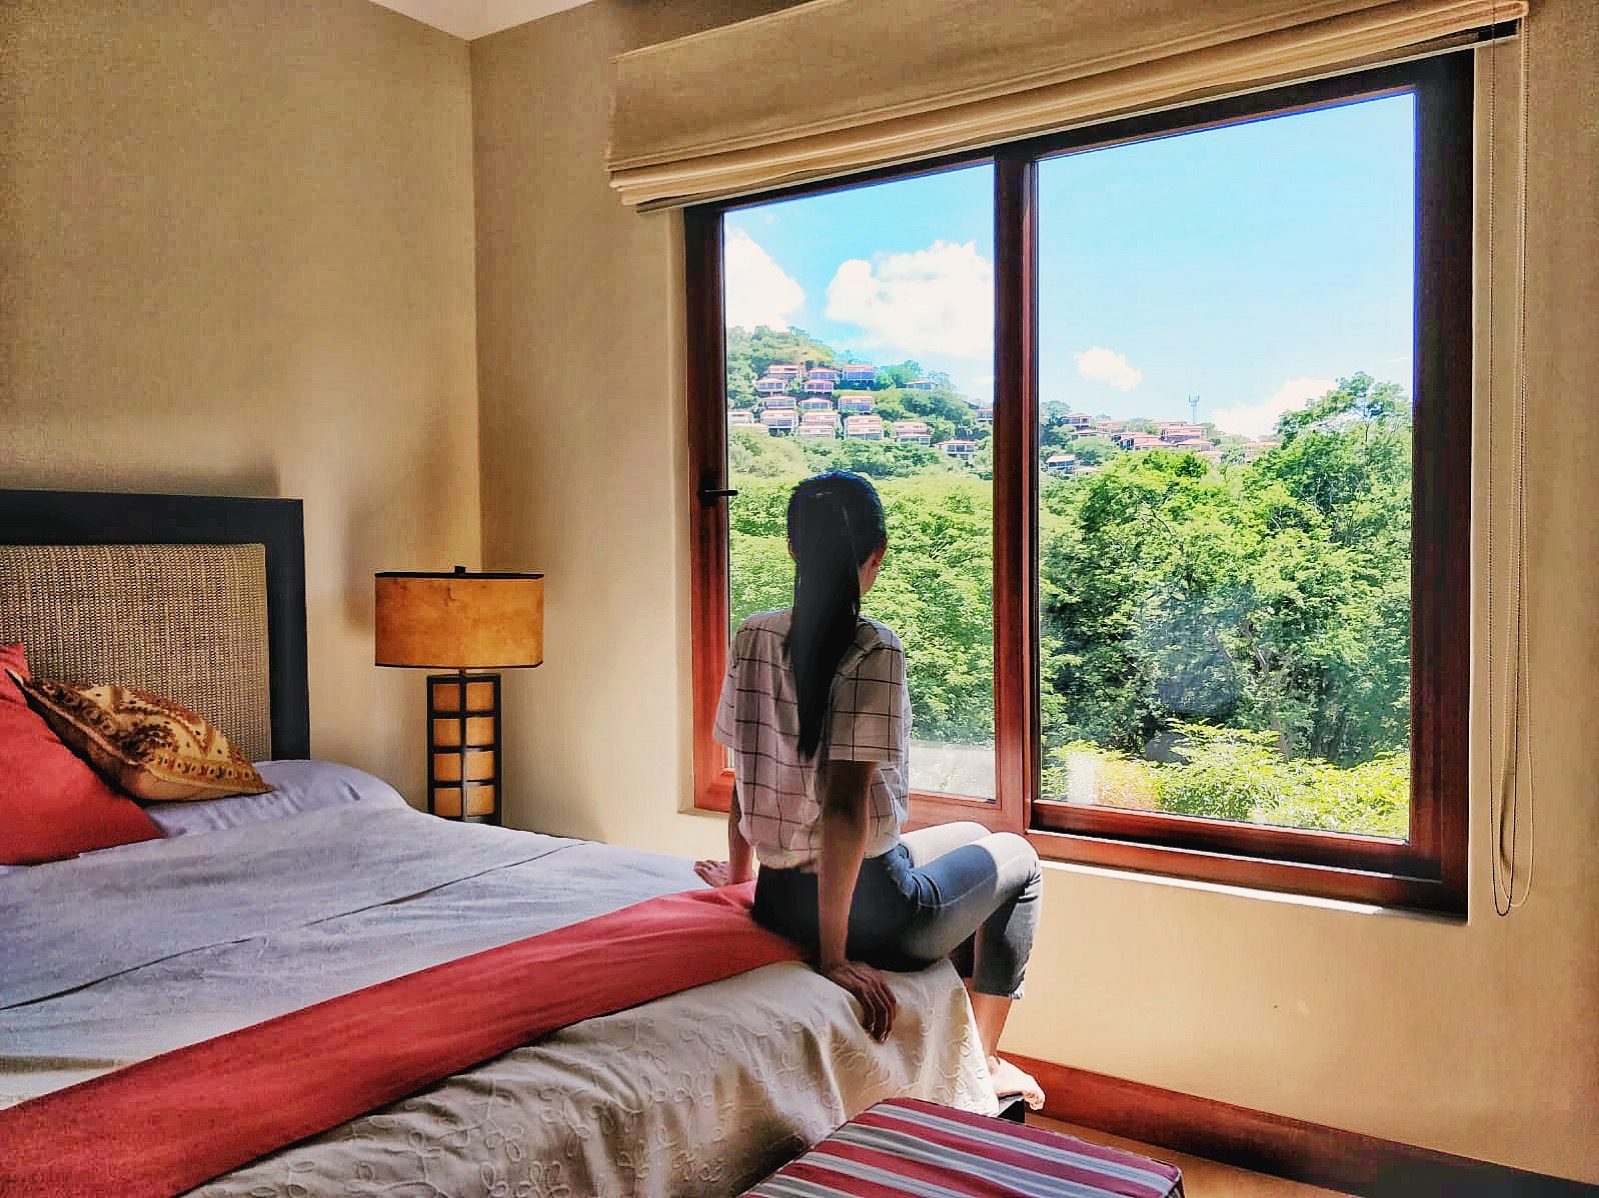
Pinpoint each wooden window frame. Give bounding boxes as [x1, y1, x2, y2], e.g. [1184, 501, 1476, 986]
[686, 55, 1472, 914]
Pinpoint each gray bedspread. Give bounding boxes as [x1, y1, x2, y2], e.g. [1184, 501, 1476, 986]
[0, 794, 577, 1009]
[0, 794, 995, 1196]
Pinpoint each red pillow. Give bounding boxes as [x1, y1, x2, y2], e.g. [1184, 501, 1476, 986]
[1, 643, 162, 865]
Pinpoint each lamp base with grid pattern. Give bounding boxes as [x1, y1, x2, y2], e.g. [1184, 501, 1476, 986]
[426, 672, 502, 823]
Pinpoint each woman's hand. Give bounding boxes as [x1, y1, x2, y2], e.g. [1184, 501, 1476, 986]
[818, 959, 897, 1042]
[694, 859, 748, 887]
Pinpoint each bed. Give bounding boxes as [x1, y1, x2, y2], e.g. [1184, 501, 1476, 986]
[0, 489, 996, 1198]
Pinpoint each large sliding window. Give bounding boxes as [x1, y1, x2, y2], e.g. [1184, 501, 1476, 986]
[686, 56, 1471, 912]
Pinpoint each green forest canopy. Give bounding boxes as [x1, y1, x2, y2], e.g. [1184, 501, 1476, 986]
[724, 327, 1412, 837]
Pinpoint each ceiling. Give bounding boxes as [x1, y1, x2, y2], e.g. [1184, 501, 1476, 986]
[368, 0, 591, 40]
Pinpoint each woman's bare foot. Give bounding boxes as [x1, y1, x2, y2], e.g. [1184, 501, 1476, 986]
[988, 1056, 1044, 1110]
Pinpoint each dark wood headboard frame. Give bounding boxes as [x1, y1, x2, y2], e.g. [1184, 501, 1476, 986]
[0, 489, 311, 759]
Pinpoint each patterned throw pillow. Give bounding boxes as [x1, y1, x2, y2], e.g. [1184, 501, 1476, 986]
[12, 675, 271, 802]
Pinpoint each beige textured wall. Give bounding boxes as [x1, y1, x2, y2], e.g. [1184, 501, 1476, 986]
[1, 1, 481, 800]
[471, 0, 797, 843]
[473, 0, 1597, 1181]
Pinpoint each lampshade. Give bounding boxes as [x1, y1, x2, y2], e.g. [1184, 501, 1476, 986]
[374, 568, 544, 669]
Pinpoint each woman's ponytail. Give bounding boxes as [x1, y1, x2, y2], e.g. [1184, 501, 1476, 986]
[785, 472, 887, 759]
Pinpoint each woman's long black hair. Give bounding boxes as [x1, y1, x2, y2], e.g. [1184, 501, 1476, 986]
[785, 471, 887, 759]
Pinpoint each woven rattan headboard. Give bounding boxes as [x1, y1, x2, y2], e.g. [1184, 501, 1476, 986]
[0, 544, 273, 761]
[0, 490, 309, 760]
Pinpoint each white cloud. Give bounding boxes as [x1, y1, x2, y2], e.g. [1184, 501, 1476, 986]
[964, 372, 995, 402]
[824, 240, 993, 359]
[1073, 346, 1143, 392]
[724, 229, 804, 331]
[1212, 377, 1335, 438]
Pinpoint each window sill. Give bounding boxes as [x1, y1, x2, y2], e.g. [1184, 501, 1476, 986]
[1033, 853, 1468, 923]
[1025, 827, 1467, 918]
[689, 768, 1465, 916]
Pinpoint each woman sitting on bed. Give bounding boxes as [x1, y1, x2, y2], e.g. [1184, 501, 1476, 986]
[695, 470, 1045, 1110]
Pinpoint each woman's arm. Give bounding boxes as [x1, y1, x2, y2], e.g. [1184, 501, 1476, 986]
[726, 786, 753, 884]
[816, 760, 874, 968]
[816, 760, 896, 1041]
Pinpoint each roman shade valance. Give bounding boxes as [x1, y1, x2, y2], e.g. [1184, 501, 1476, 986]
[607, 0, 1525, 209]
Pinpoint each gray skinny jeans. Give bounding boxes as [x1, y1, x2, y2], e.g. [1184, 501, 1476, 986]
[751, 821, 1043, 999]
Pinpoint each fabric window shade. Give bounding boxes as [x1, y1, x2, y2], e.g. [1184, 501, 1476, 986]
[608, 0, 1525, 208]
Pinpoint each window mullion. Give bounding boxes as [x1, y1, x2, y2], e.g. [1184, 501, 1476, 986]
[992, 152, 1038, 834]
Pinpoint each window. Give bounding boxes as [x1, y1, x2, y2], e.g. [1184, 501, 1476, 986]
[687, 56, 1471, 912]
[719, 166, 998, 804]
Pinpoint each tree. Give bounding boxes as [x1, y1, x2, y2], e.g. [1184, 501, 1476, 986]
[729, 427, 809, 479]
[1067, 435, 1119, 465]
[1239, 373, 1411, 760]
[875, 361, 923, 389]
[875, 386, 984, 440]
[1039, 417, 1075, 453]
[802, 438, 951, 479]
[726, 326, 840, 410]
[1036, 375, 1412, 766]
[873, 393, 911, 423]
[745, 326, 836, 374]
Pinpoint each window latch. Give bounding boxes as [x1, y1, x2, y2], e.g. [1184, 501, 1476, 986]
[698, 487, 739, 504]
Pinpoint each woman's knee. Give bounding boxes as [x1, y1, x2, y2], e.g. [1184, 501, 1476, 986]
[983, 832, 1043, 893]
[901, 820, 990, 867]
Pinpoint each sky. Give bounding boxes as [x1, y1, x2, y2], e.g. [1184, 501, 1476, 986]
[722, 92, 1416, 437]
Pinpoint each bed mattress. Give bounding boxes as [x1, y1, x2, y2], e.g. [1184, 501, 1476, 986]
[0, 762, 996, 1196]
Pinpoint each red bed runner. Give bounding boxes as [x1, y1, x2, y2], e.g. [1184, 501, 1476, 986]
[0, 882, 804, 1198]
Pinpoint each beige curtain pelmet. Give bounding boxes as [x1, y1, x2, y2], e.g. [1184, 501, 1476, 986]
[608, 0, 1526, 208]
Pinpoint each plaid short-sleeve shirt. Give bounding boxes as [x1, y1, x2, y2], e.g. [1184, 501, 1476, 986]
[713, 608, 910, 870]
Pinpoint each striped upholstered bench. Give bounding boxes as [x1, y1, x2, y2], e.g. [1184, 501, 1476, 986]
[744, 1097, 1184, 1197]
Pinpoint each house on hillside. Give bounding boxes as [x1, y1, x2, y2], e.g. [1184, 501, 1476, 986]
[939, 439, 977, 461]
[801, 410, 841, 432]
[904, 378, 936, 391]
[840, 364, 876, 386]
[728, 409, 757, 427]
[1064, 412, 1093, 428]
[844, 414, 884, 440]
[838, 394, 875, 414]
[803, 376, 836, 395]
[892, 420, 932, 445]
[975, 403, 995, 424]
[1116, 432, 1162, 450]
[766, 363, 801, 380]
[754, 376, 787, 396]
[799, 397, 834, 415]
[797, 420, 835, 440]
[762, 394, 796, 410]
[1045, 452, 1077, 475]
[760, 408, 797, 435]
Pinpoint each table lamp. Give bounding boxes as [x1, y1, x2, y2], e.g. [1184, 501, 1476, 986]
[374, 566, 544, 823]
